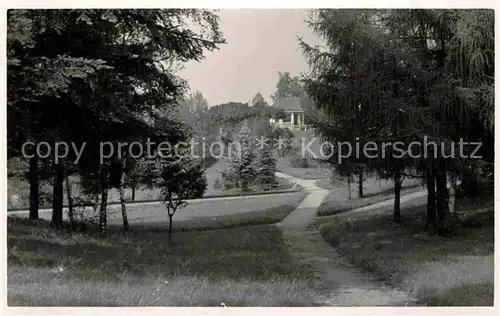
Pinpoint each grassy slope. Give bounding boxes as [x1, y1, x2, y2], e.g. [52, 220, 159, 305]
[317, 180, 423, 216]
[170, 205, 298, 232]
[115, 203, 305, 232]
[104, 191, 308, 226]
[317, 198, 494, 306]
[8, 216, 316, 306]
[276, 157, 330, 180]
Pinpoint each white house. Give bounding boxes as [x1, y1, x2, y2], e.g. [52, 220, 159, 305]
[271, 97, 307, 131]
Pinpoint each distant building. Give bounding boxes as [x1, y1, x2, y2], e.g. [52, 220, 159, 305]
[271, 97, 307, 131]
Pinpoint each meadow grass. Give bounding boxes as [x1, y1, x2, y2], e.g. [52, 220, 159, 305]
[8, 213, 316, 306]
[316, 198, 494, 306]
[169, 205, 298, 232]
[275, 157, 330, 180]
[417, 284, 493, 306]
[317, 183, 423, 216]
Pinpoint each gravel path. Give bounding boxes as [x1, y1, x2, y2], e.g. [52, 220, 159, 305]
[275, 173, 330, 229]
[275, 172, 422, 306]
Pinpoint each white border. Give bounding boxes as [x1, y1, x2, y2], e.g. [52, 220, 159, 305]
[1, 1, 498, 316]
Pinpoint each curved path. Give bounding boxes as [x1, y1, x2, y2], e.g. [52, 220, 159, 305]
[275, 172, 331, 228]
[275, 171, 425, 306]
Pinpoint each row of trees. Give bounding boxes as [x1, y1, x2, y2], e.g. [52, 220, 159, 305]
[222, 122, 279, 192]
[7, 9, 226, 237]
[301, 9, 494, 235]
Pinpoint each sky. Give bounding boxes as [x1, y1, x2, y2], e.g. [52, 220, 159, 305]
[178, 9, 323, 106]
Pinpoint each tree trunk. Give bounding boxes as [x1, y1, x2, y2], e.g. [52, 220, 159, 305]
[119, 158, 129, 231]
[393, 168, 402, 222]
[65, 174, 75, 227]
[99, 187, 108, 237]
[99, 164, 109, 237]
[447, 172, 457, 216]
[426, 162, 437, 230]
[435, 160, 449, 235]
[347, 176, 352, 200]
[168, 214, 173, 246]
[29, 156, 39, 220]
[51, 162, 64, 226]
[131, 180, 136, 201]
[119, 185, 129, 231]
[358, 170, 364, 198]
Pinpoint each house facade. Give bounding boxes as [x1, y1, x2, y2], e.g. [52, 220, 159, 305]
[271, 97, 307, 131]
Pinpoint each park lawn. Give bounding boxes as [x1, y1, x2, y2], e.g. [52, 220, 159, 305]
[315, 176, 421, 190]
[273, 131, 329, 180]
[17, 191, 308, 226]
[417, 284, 494, 306]
[317, 181, 423, 216]
[8, 217, 317, 306]
[316, 197, 494, 306]
[170, 205, 298, 232]
[275, 157, 330, 180]
[121, 203, 304, 232]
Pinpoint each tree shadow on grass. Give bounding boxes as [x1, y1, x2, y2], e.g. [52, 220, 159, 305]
[320, 204, 494, 286]
[8, 217, 298, 282]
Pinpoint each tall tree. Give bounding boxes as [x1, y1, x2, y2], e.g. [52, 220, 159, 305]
[301, 9, 493, 234]
[301, 9, 426, 221]
[271, 72, 302, 105]
[234, 121, 256, 192]
[7, 9, 225, 234]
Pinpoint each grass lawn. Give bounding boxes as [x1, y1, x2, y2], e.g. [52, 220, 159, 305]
[276, 157, 330, 180]
[317, 181, 423, 216]
[418, 284, 494, 306]
[8, 216, 317, 306]
[106, 190, 309, 226]
[170, 205, 298, 232]
[14, 191, 308, 226]
[273, 131, 330, 180]
[316, 197, 494, 306]
[315, 176, 412, 190]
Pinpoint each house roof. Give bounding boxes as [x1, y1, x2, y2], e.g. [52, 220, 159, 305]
[275, 97, 304, 112]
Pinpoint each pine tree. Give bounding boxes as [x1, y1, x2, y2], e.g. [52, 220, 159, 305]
[221, 164, 237, 190]
[235, 121, 256, 192]
[223, 121, 257, 191]
[256, 144, 278, 191]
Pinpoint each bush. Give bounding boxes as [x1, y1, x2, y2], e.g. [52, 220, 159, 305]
[69, 196, 100, 232]
[457, 165, 493, 199]
[39, 182, 54, 208]
[272, 127, 294, 141]
[221, 169, 237, 190]
[289, 154, 309, 168]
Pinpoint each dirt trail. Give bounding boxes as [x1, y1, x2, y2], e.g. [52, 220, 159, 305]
[275, 172, 419, 306]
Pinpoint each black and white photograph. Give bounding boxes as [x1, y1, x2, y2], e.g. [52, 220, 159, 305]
[4, 5, 495, 309]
